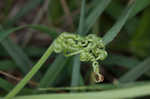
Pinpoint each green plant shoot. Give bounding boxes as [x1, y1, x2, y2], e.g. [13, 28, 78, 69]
[5, 32, 107, 99]
[53, 32, 108, 82]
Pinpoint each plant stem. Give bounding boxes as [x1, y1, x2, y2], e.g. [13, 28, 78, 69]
[5, 43, 54, 99]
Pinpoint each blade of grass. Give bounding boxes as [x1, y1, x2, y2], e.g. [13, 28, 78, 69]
[1, 38, 32, 74]
[129, 0, 150, 18]
[16, 83, 150, 99]
[28, 24, 59, 39]
[103, 54, 150, 77]
[38, 84, 117, 91]
[0, 24, 58, 74]
[38, 55, 68, 87]
[77, 0, 86, 35]
[119, 57, 150, 83]
[0, 25, 25, 42]
[0, 24, 32, 74]
[5, 44, 54, 99]
[38, 82, 149, 91]
[71, 0, 86, 87]
[103, 0, 137, 45]
[106, 0, 150, 19]
[103, 54, 140, 68]
[71, 56, 81, 86]
[3, 0, 55, 98]
[84, 0, 111, 34]
[1, 0, 43, 75]
[105, 0, 150, 35]
[0, 46, 45, 58]
[0, 24, 59, 42]
[130, 6, 150, 57]
[105, 1, 139, 35]
[0, 24, 59, 73]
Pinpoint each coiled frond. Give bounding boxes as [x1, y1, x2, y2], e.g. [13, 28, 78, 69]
[53, 32, 108, 82]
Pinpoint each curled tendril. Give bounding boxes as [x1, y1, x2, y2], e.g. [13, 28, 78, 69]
[53, 32, 108, 82]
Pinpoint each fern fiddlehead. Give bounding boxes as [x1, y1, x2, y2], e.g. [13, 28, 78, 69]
[53, 32, 108, 82]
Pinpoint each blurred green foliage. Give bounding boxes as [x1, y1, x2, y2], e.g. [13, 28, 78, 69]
[131, 7, 150, 57]
[0, 0, 150, 98]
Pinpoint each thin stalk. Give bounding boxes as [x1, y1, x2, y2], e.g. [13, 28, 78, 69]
[5, 43, 54, 99]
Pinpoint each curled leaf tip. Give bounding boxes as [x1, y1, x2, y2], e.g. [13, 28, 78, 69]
[53, 32, 107, 83]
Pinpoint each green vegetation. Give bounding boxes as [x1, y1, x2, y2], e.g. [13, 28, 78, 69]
[0, 0, 150, 98]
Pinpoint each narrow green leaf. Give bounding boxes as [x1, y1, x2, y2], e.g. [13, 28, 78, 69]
[119, 58, 150, 83]
[129, 0, 150, 18]
[0, 0, 43, 75]
[84, 0, 111, 34]
[0, 24, 59, 43]
[71, 0, 86, 86]
[103, 1, 137, 45]
[28, 25, 59, 39]
[71, 56, 81, 86]
[0, 26, 25, 42]
[106, 0, 150, 34]
[1, 38, 32, 74]
[38, 55, 68, 87]
[77, 0, 86, 35]
[38, 82, 149, 91]
[5, 44, 54, 98]
[130, 7, 150, 57]
[16, 83, 150, 99]
[103, 54, 140, 68]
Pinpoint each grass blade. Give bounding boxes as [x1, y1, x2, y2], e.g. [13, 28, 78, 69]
[0, 24, 58, 74]
[38, 55, 68, 87]
[28, 25, 59, 39]
[77, 0, 86, 35]
[0, 26, 25, 42]
[1, 0, 43, 75]
[5, 44, 54, 99]
[103, 54, 140, 68]
[38, 82, 149, 91]
[129, 0, 150, 18]
[16, 83, 150, 99]
[130, 6, 150, 57]
[1, 38, 32, 74]
[84, 0, 111, 34]
[103, 1, 137, 45]
[119, 57, 150, 83]
[0, 24, 59, 43]
[71, 0, 86, 86]
[71, 56, 81, 86]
